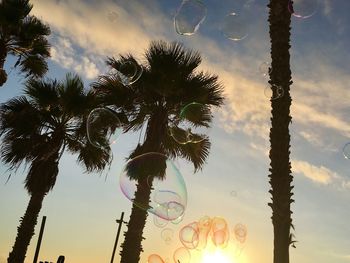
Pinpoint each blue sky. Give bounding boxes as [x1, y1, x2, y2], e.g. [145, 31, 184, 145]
[0, 0, 350, 262]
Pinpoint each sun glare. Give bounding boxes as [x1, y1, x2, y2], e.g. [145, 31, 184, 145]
[201, 249, 235, 263]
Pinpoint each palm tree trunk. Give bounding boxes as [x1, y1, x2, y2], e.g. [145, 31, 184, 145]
[7, 191, 46, 263]
[119, 177, 152, 263]
[267, 1, 294, 263]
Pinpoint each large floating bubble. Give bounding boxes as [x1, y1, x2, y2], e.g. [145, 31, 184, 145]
[221, 12, 249, 41]
[174, 0, 207, 36]
[288, 0, 318, 19]
[109, 60, 143, 86]
[86, 107, 122, 149]
[179, 222, 200, 249]
[170, 102, 209, 145]
[119, 152, 187, 221]
[161, 228, 174, 245]
[264, 84, 284, 100]
[233, 223, 247, 243]
[173, 247, 191, 263]
[148, 254, 164, 263]
[343, 143, 350, 160]
[210, 217, 229, 248]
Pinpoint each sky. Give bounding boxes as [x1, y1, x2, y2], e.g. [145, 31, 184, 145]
[0, 0, 350, 262]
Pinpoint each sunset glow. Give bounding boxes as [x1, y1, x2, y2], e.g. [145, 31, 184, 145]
[201, 249, 235, 263]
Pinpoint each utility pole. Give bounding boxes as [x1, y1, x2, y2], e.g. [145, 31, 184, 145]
[110, 212, 127, 263]
[33, 216, 47, 263]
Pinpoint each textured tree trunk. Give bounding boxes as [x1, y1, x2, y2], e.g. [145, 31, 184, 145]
[8, 191, 46, 263]
[119, 177, 152, 263]
[267, 1, 294, 263]
[120, 108, 168, 263]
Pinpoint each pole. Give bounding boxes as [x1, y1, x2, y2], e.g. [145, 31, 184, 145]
[110, 212, 127, 263]
[33, 216, 47, 263]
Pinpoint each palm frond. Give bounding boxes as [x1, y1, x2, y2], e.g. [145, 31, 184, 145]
[19, 54, 48, 77]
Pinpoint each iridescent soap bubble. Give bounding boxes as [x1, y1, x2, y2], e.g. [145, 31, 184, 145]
[259, 62, 272, 77]
[107, 11, 118, 22]
[170, 102, 209, 145]
[288, 0, 318, 19]
[343, 143, 350, 159]
[173, 247, 191, 263]
[86, 107, 122, 149]
[161, 228, 174, 244]
[211, 217, 229, 248]
[196, 216, 212, 250]
[109, 60, 143, 86]
[119, 152, 187, 221]
[153, 214, 168, 228]
[264, 84, 284, 100]
[174, 0, 207, 36]
[221, 12, 249, 41]
[179, 222, 199, 249]
[233, 223, 247, 243]
[148, 254, 164, 263]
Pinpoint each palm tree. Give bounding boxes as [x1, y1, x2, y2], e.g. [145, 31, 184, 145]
[0, 0, 51, 87]
[267, 0, 295, 262]
[0, 73, 112, 263]
[92, 40, 224, 263]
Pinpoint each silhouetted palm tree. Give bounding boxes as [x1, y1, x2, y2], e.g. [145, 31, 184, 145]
[92, 40, 224, 263]
[0, 0, 51, 87]
[0, 73, 111, 263]
[267, 1, 295, 262]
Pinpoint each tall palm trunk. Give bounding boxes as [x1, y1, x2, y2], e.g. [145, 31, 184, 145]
[267, 1, 294, 263]
[120, 108, 168, 263]
[7, 191, 46, 263]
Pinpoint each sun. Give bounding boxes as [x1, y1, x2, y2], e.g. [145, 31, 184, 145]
[201, 249, 235, 263]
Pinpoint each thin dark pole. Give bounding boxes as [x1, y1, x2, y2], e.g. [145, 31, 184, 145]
[33, 216, 47, 263]
[110, 212, 127, 263]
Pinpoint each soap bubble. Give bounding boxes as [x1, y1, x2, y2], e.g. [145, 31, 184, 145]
[233, 223, 247, 243]
[109, 60, 143, 85]
[179, 222, 200, 249]
[288, 0, 318, 19]
[107, 11, 118, 22]
[119, 152, 187, 221]
[211, 217, 229, 248]
[259, 62, 272, 77]
[174, 0, 207, 36]
[221, 12, 249, 41]
[343, 143, 350, 159]
[153, 214, 168, 228]
[161, 228, 174, 244]
[264, 84, 284, 100]
[230, 190, 237, 197]
[148, 254, 164, 263]
[170, 102, 209, 145]
[196, 216, 212, 250]
[173, 247, 191, 263]
[86, 107, 122, 149]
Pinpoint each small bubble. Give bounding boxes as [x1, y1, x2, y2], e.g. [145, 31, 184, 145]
[259, 62, 272, 77]
[109, 60, 143, 85]
[173, 247, 191, 263]
[264, 84, 284, 100]
[230, 190, 237, 197]
[161, 228, 174, 244]
[288, 0, 318, 19]
[179, 222, 199, 249]
[86, 107, 122, 149]
[343, 143, 350, 159]
[233, 223, 247, 243]
[107, 11, 118, 22]
[221, 12, 249, 41]
[174, 0, 207, 36]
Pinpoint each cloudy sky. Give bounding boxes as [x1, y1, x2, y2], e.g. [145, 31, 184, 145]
[1, 0, 350, 262]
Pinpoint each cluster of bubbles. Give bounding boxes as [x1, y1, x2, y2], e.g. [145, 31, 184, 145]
[120, 152, 187, 222]
[147, 215, 248, 263]
[108, 60, 143, 86]
[288, 0, 318, 19]
[264, 84, 285, 100]
[170, 102, 209, 145]
[86, 60, 143, 148]
[343, 143, 350, 160]
[86, 107, 122, 149]
[174, 0, 316, 41]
